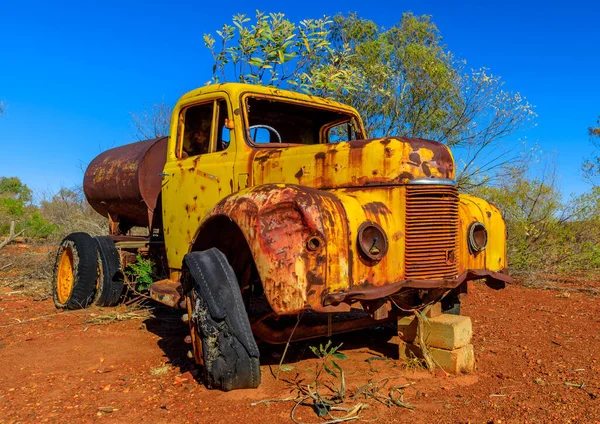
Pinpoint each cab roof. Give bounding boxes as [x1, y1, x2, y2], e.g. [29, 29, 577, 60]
[177, 83, 360, 116]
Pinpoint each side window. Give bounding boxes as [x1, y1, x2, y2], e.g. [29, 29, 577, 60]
[181, 102, 213, 157]
[326, 117, 364, 143]
[327, 122, 353, 143]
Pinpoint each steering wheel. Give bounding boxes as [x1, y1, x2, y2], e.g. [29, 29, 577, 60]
[249, 125, 282, 143]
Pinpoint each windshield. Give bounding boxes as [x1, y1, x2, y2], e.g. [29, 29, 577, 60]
[244, 96, 363, 146]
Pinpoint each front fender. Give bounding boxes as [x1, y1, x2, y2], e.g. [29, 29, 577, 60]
[458, 194, 509, 280]
[191, 184, 351, 314]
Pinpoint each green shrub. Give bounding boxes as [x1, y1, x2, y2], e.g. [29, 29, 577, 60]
[126, 255, 155, 291]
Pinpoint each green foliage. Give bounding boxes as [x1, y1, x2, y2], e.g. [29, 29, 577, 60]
[0, 177, 34, 237]
[25, 212, 57, 239]
[204, 11, 536, 188]
[0, 177, 32, 203]
[0, 178, 108, 241]
[205, 11, 359, 96]
[126, 255, 155, 291]
[0, 177, 32, 218]
[473, 164, 600, 273]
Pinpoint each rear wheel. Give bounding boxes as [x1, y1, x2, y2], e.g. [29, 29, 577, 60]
[94, 236, 124, 307]
[52, 232, 98, 309]
[182, 248, 261, 391]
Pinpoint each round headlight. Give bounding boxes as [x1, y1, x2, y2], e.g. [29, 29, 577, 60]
[468, 222, 488, 253]
[357, 222, 388, 261]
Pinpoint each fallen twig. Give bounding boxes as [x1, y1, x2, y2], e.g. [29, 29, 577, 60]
[276, 312, 303, 380]
[0, 309, 86, 327]
[84, 306, 151, 326]
[0, 222, 25, 250]
[0, 262, 14, 271]
[250, 396, 298, 407]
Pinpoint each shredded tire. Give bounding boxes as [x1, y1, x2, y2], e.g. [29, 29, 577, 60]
[52, 232, 98, 310]
[94, 236, 124, 307]
[183, 248, 261, 391]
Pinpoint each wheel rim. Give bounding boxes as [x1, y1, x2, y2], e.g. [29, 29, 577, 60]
[57, 248, 75, 304]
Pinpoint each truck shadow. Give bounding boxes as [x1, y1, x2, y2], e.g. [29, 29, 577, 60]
[142, 305, 195, 374]
[258, 324, 399, 367]
[143, 304, 399, 377]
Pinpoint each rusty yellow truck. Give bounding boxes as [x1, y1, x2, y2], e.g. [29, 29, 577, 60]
[52, 83, 511, 390]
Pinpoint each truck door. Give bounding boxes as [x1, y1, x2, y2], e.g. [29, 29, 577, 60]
[161, 95, 235, 269]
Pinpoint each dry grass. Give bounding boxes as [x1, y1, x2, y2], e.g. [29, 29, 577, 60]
[514, 269, 600, 296]
[84, 305, 152, 326]
[0, 248, 55, 299]
[150, 364, 172, 376]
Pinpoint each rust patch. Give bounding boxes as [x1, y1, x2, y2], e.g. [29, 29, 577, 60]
[408, 152, 421, 165]
[306, 270, 325, 287]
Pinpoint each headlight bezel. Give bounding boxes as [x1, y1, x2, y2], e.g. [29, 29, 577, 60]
[468, 221, 488, 253]
[357, 221, 388, 262]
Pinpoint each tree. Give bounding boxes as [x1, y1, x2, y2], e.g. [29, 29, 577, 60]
[583, 115, 600, 185]
[204, 12, 360, 96]
[130, 101, 171, 141]
[0, 176, 32, 216]
[0, 177, 56, 239]
[39, 187, 107, 238]
[474, 160, 600, 273]
[204, 11, 536, 188]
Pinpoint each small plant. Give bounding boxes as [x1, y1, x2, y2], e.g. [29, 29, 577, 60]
[253, 339, 415, 420]
[126, 255, 155, 291]
[307, 341, 348, 416]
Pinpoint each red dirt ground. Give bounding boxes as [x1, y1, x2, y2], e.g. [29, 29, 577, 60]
[1, 278, 599, 423]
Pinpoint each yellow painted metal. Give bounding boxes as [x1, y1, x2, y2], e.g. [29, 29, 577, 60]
[458, 194, 507, 273]
[57, 248, 74, 304]
[162, 83, 366, 268]
[161, 92, 236, 261]
[160, 83, 509, 314]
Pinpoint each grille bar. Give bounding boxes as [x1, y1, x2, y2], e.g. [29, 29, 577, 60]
[405, 184, 459, 280]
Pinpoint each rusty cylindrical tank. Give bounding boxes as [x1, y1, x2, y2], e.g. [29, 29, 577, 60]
[84, 137, 168, 234]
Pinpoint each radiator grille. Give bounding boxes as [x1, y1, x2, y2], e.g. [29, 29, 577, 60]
[404, 184, 459, 280]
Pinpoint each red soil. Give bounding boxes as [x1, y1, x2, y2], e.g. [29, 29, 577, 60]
[0, 280, 599, 423]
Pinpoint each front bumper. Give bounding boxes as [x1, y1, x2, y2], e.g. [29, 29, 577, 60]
[322, 269, 514, 306]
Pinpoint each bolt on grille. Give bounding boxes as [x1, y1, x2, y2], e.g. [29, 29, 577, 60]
[404, 184, 459, 280]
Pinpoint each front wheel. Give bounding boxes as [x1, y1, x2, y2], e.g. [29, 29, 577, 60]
[182, 248, 261, 391]
[52, 232, 99, 309]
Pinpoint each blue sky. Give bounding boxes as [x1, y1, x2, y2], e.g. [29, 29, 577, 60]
[1, 0, 598, 197]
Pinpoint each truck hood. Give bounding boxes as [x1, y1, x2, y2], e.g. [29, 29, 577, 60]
[250, 137, 455, 189]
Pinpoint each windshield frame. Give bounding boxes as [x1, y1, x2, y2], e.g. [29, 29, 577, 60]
[240, 92, 365, 148]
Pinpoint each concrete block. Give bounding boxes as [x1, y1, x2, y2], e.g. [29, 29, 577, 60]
[398, 340, 475, 374]
[397, 313, 472, 350]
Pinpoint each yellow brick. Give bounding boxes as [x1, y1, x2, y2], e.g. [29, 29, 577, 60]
[397, 313, 472, 350]
[398, 341, 475, 374]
